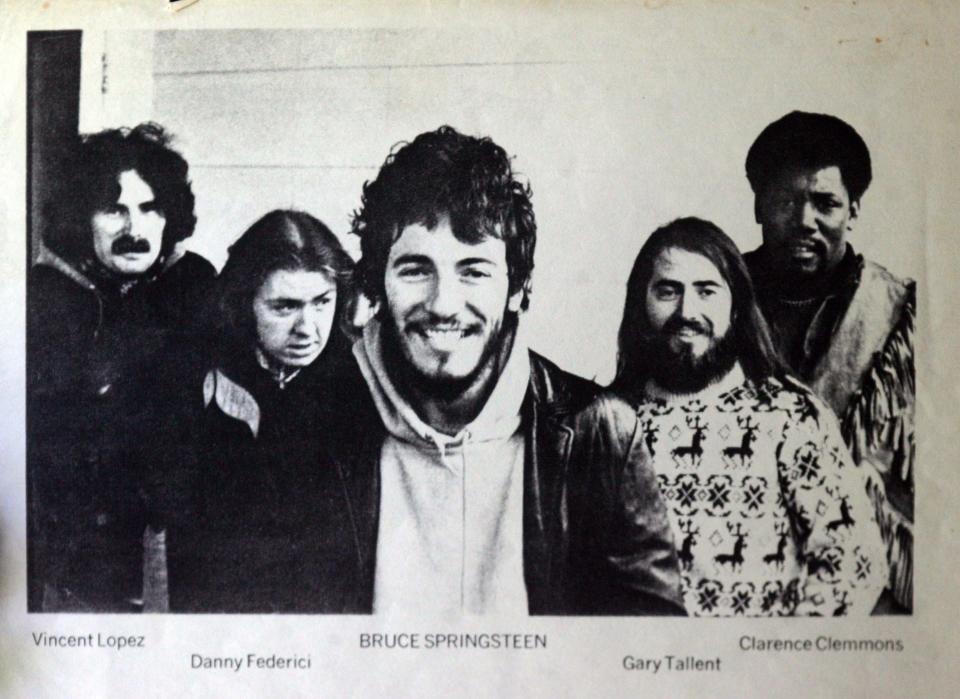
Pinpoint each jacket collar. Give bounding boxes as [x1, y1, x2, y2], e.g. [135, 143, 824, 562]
[747, 243, 863, 301]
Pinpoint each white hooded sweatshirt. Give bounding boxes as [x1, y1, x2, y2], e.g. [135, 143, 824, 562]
[353, 319, 530, 617]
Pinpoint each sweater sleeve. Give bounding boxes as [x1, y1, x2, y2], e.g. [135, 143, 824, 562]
[776, 392, 888, 616]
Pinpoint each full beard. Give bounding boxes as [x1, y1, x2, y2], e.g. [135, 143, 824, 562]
[642, 327, 738, 395]
[380, 311, 517, 403]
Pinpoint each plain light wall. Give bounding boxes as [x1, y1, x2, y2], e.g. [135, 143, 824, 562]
[85, 19, 929, 384]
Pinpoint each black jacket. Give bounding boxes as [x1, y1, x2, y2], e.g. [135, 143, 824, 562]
[333, 351, 685, 615]
[27, 251, 216, 611]
[164, 338, 368, 613]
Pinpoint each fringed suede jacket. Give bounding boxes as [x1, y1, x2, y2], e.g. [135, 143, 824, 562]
[745, 245, 915, 610]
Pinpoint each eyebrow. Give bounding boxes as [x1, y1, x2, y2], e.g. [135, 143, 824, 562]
[652, 279, 722, 289]
[267, 289, 335, 303]
[458, 256, 497, 265]
[391, 254, 433, 268]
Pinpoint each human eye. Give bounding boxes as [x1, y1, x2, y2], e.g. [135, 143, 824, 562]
[813, 195, 842, 212]
[98, 205, 125, 217]
[312, 295, 334, 308]
[764, 187, 793, 212]
[698, 286, 717, 299]
[775, 195, 795, 212]
[397, 264, 430, 280]
[654, 285, 678, 300]
[140, 201, 164, 216]
[461, 267, 492, 281]
[268, 300, 298, 314]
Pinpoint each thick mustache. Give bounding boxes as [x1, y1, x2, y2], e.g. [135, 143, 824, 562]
[662, 317, 711, 335]
[111, 235, 152, 255]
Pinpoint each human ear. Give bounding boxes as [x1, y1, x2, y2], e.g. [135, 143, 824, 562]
[847, 200, 860, 230]
[507, 288, 523, 313]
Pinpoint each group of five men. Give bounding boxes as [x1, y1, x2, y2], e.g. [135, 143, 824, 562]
[27, 111, 914, 615]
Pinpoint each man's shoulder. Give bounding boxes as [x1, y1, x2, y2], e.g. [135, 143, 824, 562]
[742, 246, 769, 281]
[28, 261, 98, 316]
[859, 257, 915, 303]
[756, 374, 840, 433]
[742, 246, 762, 269]
[527, 351, 600, 415]
[159, 250, 217, 287]
[568, 390, 643, 442]
[30, 254, 94, 291]
[841, 256, 915, 361]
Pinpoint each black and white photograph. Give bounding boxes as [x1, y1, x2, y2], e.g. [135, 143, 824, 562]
[3, 1, 957, 696]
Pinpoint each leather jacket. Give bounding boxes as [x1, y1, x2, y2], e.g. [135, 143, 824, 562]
[332, 351, 685, 615]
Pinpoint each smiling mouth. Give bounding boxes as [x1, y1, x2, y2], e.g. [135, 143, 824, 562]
[787, 240, 821, 255]
[422, 327, 469, 339]
[672, 327, 704, 338]
[408, 324, 482, 352]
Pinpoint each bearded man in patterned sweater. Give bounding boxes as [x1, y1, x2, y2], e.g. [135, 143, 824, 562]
[611, 217, 886, 616]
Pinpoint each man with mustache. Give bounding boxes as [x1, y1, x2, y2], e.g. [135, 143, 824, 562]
[742, 112, 915, 612]
[28, 123, 215, 611]
[611, 217, 886, 615]
[340, 126, 683, 615]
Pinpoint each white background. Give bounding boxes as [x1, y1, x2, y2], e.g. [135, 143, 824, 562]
[83, 17, 929, 384]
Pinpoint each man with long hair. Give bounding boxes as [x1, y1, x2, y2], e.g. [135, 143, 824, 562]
[743, 111, 915, 611]
[163, 210, 366, 613]
[612, 217, 886, 615]
[343, 125, 683, 615]
[27, 123, 215, 611]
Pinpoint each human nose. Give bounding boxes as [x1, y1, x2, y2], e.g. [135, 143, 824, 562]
[678, 290, 702, 320]
[425, 270, 464, 317]
[292, 308, 319, 337]
[126, 210, 146, 238]
[796, 200, 818, 232]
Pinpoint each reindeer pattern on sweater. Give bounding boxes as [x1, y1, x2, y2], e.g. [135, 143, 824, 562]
[637, 376, 886, 616]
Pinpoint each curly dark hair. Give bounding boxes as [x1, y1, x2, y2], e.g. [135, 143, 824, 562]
[216, 209, 355, 355]
[612, 217, 785, 396]
[351, 125, 536, 311]
[745, 111, 873, 204]
[44, 122, 197, 265]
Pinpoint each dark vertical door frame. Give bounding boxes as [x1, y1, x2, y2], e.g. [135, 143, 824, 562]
[27, 30, 82, 266]
[26, 30, 82, 612]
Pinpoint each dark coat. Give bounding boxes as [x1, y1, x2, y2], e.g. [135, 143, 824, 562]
[163, 336, 368, 614]
[164, 344, 683, 615]
[27, 251, 216, 611]
[334, 351, 685, 615]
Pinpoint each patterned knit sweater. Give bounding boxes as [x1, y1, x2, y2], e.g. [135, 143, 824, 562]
[637, 367, 887, 616]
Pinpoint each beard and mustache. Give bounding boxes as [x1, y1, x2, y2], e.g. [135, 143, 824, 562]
[640, 316, 738, 395]
[379, 309, 518, 403]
